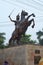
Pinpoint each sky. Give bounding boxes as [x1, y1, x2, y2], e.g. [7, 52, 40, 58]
[0, 0, 43, 44]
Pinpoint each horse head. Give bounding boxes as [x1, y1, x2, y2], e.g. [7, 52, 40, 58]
[21, 10, 28, 20]
[21, 10, 28, 16]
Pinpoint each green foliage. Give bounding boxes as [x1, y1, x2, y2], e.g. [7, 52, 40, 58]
[0, 33, 6, 49]
[36, 29, 43, 45]
[20, 34, 36, 44]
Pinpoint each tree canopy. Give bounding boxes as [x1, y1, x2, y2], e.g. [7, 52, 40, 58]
[20, 34, 36, 45]
[0, 33, 6, 49]
[36, 29, 43, 45]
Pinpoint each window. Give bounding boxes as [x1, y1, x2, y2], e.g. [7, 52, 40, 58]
[34, 56, 41, 65]
[35, 50, 40, 54]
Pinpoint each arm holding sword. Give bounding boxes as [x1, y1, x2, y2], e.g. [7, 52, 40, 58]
[8, 9, 16, 23]
[8, 9, 20, 26]
[8, 15, 16, 22]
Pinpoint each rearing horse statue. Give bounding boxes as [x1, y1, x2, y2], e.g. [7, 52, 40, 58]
[9, 10, 35, 46]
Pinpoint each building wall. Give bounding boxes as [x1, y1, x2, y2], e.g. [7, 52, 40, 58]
[0, 45, 27, 65]
[0, 44, 43, 65]
[26, 45, 43, 65]
[0, 49, 4, 65]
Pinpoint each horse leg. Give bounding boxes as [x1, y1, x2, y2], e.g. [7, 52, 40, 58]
[31, 19, 35, 28]
[28, 18, 35, 28]
[11, 34, 19, 46]
[16, 35, 22, 45]
[9, 37, 14, 46]
[26, 13, 35, 20]
[9, 35, 17, 46]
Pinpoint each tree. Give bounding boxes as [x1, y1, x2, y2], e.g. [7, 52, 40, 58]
[36, 29, 43, 45]
[20, 34, 36, 45]
[0, 33, 6, 49]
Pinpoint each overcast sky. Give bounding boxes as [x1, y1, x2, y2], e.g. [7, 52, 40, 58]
[0, 0, 43, 44]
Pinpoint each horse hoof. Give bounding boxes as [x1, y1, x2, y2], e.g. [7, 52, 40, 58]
[32, 25, 34, 28]
[32, 14, 35, 17]
[33, 14, 35, 17]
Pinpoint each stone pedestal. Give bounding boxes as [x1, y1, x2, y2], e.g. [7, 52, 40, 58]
[0, 44, 43, 65]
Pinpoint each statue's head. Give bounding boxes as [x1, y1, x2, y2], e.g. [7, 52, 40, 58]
[16, 14, 20, 20]
[21, 10, 28, 16]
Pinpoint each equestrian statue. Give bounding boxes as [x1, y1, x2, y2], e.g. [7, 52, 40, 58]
[8, 10, 35, 46]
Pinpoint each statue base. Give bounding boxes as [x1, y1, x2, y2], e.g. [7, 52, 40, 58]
[0, 44, 36, 65]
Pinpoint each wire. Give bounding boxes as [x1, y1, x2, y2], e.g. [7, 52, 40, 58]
[16, 0, 43, 12]
[1, 0, 43, 12]
[32, 0, 43, 6]
[0, 17, 43, 27]
[11, 0, 43, 7]
[0, 23, 14, 25]
[0, 24, 14, 27]
[1, 0, 23, 8]
[0, 0, 43, 27]
[0, 21, 14, 26]
[0, 20, 43, 27]
[0, 21, 13, 23]
[0, 15, 43, 23]
[2, 0, 16, 5]
[39, 0, 43, 3]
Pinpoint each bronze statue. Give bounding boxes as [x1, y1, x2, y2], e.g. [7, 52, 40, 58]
[8, 14, 20, 46]
[8, 10, 35, 46]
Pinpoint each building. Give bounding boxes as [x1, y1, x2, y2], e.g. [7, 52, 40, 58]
[0, 44, 43, 65]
